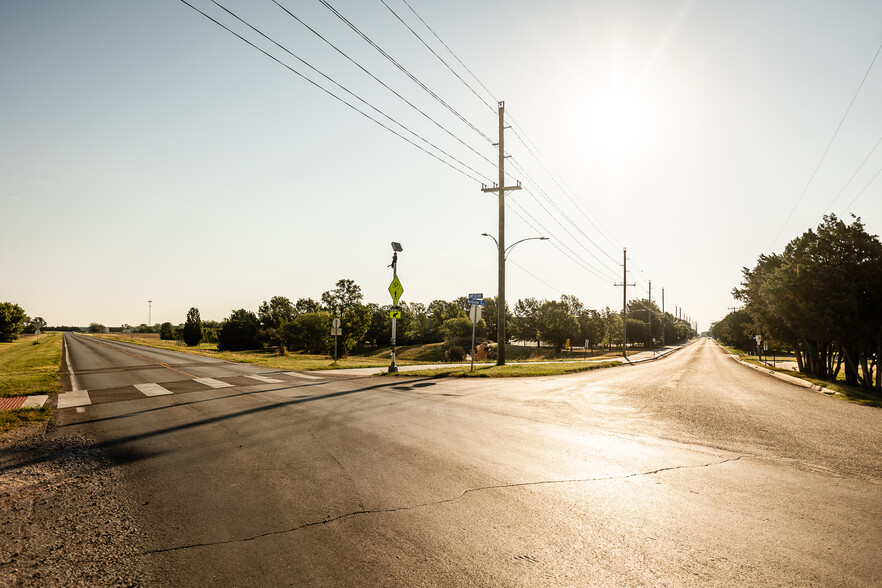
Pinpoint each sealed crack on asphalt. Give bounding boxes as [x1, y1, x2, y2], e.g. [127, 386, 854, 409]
[138, 455, 747, 556]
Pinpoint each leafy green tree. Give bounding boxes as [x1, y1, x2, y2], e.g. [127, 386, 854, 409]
[258, 296, 295, 329]
[511, 297, 542, 347]
[217, 309, 260, 351]
[404, 302, 429, 344]
[321, 279, 370, 356]
[579, 309, 605, 351]
[601, 307, 623, 350]
[88, 323, 106, 334]
[365, 303, 391, 347]
[709, 309, 753, 350]
[159, 322, 177, 340]
[182, 307, 203, 346]
[481, 296, 511, 343]
[283, 312, 331, 354]
[735, 214, 882, 388]
[295, 297, 321, 314]
[537, 300, 579, 352]
[0, 303, 27, 342]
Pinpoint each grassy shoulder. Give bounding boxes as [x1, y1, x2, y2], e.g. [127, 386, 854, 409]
[721, 344, 882, 408]
[394, 360, 623, 378]
[0, 333, 63, 398]
[0, 406, 52, 433]
[95, 334, 623, 372]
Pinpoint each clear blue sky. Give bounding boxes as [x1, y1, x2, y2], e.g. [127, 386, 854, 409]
[2, 0, 880, 330]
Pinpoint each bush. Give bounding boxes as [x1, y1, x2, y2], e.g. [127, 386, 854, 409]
[182, 307, 203, 346]
[159, 322, 177, 340]
[217, 309, 261, 351]
[444, 343, 466, 362]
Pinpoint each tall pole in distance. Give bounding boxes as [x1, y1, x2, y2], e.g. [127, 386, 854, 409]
[661, 288, 665, 347]
[481, 101, 521, 366]
[497, 101, 505, 366]
[148, 300, 152, 327]
[614, 248, 635, 361]
[646, 280, 655, 349]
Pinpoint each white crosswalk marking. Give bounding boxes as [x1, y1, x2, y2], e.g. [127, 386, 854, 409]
[246, 375, 284, 384]
[58, 390, 91, 409]
[283, 371, 322, 380]
[135, 383, 173, 396]
[194, 377, 233, 389]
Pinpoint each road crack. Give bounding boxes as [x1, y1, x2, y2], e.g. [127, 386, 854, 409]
[137, 456, 746, 557]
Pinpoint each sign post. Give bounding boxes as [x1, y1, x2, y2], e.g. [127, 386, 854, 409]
[331, 316, 341, 364]
[388, 243, 404, 373]
[467, 294, 484, 372]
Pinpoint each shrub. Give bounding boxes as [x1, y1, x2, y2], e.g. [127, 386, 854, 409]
[182, 307, 203, 346]
[217, 309, 261, 351]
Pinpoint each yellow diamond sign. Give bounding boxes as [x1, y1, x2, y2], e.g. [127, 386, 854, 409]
[388, 275, 404, 304]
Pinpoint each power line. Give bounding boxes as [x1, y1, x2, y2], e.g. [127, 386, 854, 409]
[209, 0, 492, 184]
[378, 0, 496, 114]
[380, 0, 625, 278]
[823, 135, 882, 215]
[771, 38, 882, 249]
[844, 164, 882, 213]
[507, 156, 622, 273]
[179, 0, 487, 183]
[318, 0, 494, 144]
[273, 0, 497, 176]
[506, 199, 619, 283]
[398, 0, 499, 106]
[508, 259, 564, 295]
[505, 117, 623, 254]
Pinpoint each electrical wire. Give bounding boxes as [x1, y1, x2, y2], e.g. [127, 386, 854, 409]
[771, 38, 882, 249]
[823, 135, 882, 215]
[273, 0, 497, 175]
[843, 164, 882, 213]
[209, 0, 493, 184]
[507, 156, 622, 274]
[318, 0, 494, 144]
[506, 199, 620, 283]
[179, 0, 487, 184]
[398, 0, 499, 107]
[379, 0, 496, 115]
[508, 259, 565, 295]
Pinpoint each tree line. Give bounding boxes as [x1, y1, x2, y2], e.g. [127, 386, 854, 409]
[160, 279, 695, 360]
[711, 215, 881, 391]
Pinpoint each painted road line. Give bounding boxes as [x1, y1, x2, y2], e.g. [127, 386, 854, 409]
[283, 372, 322, 380]
[58, 390, 91, 409]
[134, 383, 173, 397]
[194, 377, 233, 389]
[22, 395, 49, 408]
[246, 375, 284, 384]
[64, 336, 82, 392]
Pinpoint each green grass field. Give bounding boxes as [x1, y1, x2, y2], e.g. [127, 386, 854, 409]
[0, 333, 63, 398]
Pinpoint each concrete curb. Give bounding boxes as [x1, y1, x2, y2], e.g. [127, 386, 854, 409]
[712, 340, 840, 397]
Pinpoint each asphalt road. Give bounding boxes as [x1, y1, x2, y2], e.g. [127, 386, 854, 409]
[55, 334, 882, 586]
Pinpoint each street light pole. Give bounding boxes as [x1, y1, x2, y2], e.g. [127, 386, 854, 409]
[481, 233, 548, 366]
[148, 300, 152, 328]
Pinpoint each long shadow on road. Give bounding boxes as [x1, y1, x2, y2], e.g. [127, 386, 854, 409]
[1, 377, 437, 475]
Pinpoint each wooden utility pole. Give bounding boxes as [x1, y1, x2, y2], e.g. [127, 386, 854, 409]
[614, 248, 636, 361]
[481, 101, 521, 366]
[661, 288, 665, 346]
